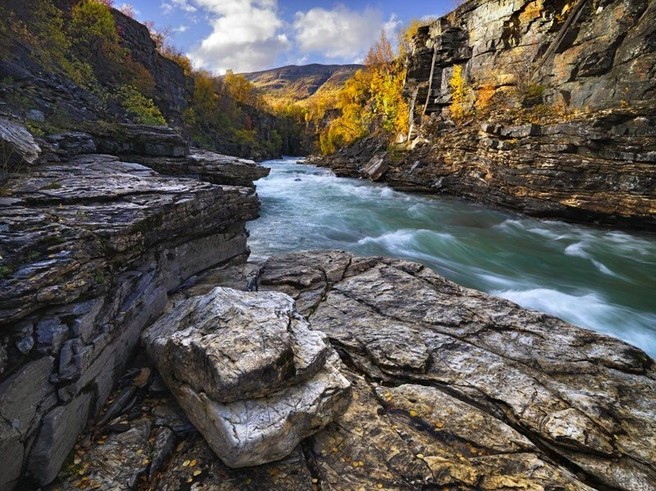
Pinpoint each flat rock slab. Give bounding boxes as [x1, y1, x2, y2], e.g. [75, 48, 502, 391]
[0, 156, 260, 326]
[257, 251, 656, 490]
[128, 148, 270, 188]
[142, 287, 351, 467]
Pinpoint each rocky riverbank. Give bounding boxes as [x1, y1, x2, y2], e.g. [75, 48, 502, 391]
[51, 251, 655, 490]
[0, 118, 268, 489]
[311, 104, 656, 229]
[2, 117, 654, 490]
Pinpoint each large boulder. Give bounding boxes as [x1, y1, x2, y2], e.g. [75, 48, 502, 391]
[142, 287, 351, 468]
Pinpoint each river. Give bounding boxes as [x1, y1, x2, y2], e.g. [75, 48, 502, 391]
[247, 157, 656, 358]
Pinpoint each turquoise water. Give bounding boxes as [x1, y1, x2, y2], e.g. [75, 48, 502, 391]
[247, 157, 656, 357]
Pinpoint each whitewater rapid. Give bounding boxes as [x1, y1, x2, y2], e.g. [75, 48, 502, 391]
[248, 157, 656, 357]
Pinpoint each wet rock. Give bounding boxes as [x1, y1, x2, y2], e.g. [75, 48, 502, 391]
[142, 287, 351, 467]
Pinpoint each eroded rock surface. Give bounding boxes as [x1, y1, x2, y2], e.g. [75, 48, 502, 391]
[57, 251, 655, 490]
[0, 117, 40, 183]
[142, 287, 351, 468]
[0, 146, 261, 488]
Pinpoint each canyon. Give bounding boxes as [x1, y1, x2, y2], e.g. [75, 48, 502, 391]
[315, 0, 656, 229]
[0, 0, 655, 489]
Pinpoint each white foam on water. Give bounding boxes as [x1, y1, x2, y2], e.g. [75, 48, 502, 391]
[492, 287, 656, 357]
[590, 259, 619, 277]
[564, 241, 621, 277]
[564, 241, 588, 258]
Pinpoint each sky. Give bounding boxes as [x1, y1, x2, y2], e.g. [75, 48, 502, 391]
[120, 1, 455, 74]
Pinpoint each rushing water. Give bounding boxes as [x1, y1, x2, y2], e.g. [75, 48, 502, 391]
[247, 157, 656, 357]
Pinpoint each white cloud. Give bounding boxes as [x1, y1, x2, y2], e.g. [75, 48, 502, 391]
[173, 0, 198, 13]
[188, 0, 289, 73]
[383, 14, 403, 38]
[162, 0, 197, 15]
[293, 6, 387, 61]
[173, 25, 188, 33]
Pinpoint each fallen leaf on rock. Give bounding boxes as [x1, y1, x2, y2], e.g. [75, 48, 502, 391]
[133, 368, 151, 387]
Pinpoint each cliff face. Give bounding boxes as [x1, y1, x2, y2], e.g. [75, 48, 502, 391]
[317, 0, 656, 229]
[405, 0, 655, 119]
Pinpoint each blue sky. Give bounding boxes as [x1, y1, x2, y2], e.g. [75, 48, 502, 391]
[120, 1, 455, 74]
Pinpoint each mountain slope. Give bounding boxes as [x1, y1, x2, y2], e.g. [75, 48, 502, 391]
[241, 63, 362, 103]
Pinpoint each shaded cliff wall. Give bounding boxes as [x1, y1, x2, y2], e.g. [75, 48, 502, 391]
[406, 0, 655, 122]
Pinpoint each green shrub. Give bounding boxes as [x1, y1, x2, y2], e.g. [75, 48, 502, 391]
[69, 0, 122, 60]
[116, 85, 167, 125]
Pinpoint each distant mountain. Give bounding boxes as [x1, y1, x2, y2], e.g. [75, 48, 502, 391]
[241, 63, 362, 103]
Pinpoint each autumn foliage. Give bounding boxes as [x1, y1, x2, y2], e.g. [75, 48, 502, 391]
[317, 31, 409, 154]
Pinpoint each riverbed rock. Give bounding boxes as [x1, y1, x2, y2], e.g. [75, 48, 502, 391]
[53, 251, 655, 490]
[142, 287, 351, 467]
[255, 251, 655, 490]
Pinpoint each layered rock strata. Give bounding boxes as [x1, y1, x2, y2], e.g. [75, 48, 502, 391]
[0, 123, 265, 489]
[131, 148, 271, 188]
[142, 287, 351, 468]
[405, 0, 656, 120]
[318, 106, 656, 228]
[54, 251, 655, 490]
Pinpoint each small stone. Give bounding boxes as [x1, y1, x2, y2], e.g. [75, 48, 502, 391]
[27, 109, 46, 123]
[15, 335, 34, 354]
